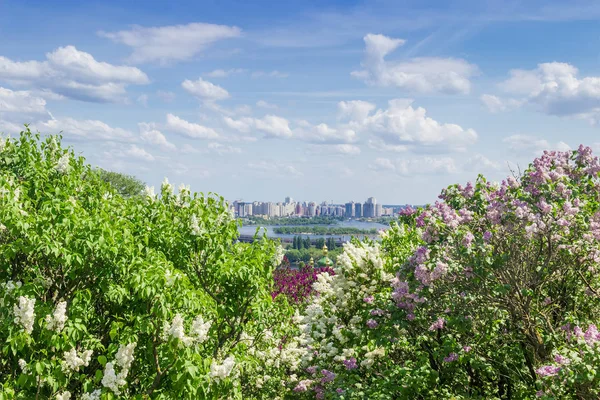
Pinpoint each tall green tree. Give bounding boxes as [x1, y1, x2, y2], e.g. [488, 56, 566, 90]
[96, 168, 145, 197]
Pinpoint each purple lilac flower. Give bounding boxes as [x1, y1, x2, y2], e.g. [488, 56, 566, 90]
[444, 352, 458, 362]
[406, 313, 415, 321]
[429, 317, 446, 331]
[536, 365, 561, 377]
[321, 369, 336, 383]
[366, 319, 378, 329]
[370, 309, 385, 316]
[483, 231, 492, 242]
[336, 388, 345, 394]
[343, 358, 357, 370]
[306, 366, 317, 375]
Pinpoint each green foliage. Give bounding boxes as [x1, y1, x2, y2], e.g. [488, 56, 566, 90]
[95, 169, 145, 198]
[0, 130, 297, 399]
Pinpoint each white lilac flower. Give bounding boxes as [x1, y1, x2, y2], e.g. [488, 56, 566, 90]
[102, 342, 136, 394]
[273, 245, 285, 267]
[56, 391, 71, 400]
[18, 359, 28, 373]
[161, 177, 173, 194]
[144, 185, 156, 199]
[190, 214, 202, 236]
[166, 314, 194, 346]
[63, 348, 93, 371]
[190, 315, 211, 343]
[56, 153, 70, 174]
[45, 301, 68, 332]
[0, 137, 6, 152]
[209, 356, 235, 380]
[81, 390, 101, 400]
[13, 296, 36, 334]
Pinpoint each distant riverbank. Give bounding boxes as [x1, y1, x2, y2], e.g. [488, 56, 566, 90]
[238, 220, 389, 240]
[273, 226, 378, 235]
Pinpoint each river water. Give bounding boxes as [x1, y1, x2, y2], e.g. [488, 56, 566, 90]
[238, 220, 390, 241]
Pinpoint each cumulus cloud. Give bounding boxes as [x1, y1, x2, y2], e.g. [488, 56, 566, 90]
[338, 100, 376, 122]
[156, 90, 176, 103]
[256, 100, 278, 109]
[370, 156, 459, 175]
[182, 78, 230, 101]
[464, 154, 501, 171]
[224, 114, 292, 138]
[307, 143, 361, 155]
[206, 68, 246, 78]
[503, 134, 571, 155]
[351, 33, 478, 94]
[343, 99, 477, 152]
[98, 23, 241, 64]
[139, 122, 176, 150]
[207, 142, 241, 155]
[165, 113, 219, 139]
[0, 46, 149, 103]
[294, 122, 357, 144]
[488, 62, 600, 123]
[123, 145, 155, 161]
[0, 87, 47, 114]
[36, 117, 137, 142]
[251, 70, 289, 78]
[248, 160, 303, 177]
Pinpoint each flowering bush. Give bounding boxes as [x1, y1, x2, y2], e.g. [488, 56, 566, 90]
[272, 265, 335, 304]
[288, 146, 600, 398]
[0, 130, 298, 398]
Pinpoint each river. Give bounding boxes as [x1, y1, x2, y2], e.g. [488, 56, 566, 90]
[238, 220, 390, 241]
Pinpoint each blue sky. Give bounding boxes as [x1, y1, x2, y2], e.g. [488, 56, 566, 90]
[1, 0, 600, 204]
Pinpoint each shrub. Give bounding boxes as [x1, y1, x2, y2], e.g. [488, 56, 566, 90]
[0, 130, 297, 399]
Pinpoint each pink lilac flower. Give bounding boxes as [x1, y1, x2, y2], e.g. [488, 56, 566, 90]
[429, 317, 446, 331]
[336, 388, 345, 394]
[366, 319, 378, 329]
[306, 366, 317, 375]
[536, 365, 561, 377]
[293, 380, 312, 392]
[406, 313, 415, 321]
[343, 358, 357, 370]
[462, 346, 472, 352]
[321, 369, 336, 383]
[363, 295, 374, 304]
[370, 309, 385, 316]
[554, 354, 570, 365]
[462, 232, 475, 247]
[483, 231, 493, 242]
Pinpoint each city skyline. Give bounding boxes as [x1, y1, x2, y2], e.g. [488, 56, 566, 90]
[2, 1, 600, 204]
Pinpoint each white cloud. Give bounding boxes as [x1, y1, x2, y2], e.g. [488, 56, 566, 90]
[494, 62, 600, 123]
[206, 68, 246, 78]
[224, 114, 292, 138]
[345, 98, 477, 152]
[123, 145, 155, 161]
[0, 87, 47, 114]
[36, 117, 137, 142]
[352, 33, 478, 94]
[307, 143, 361, 155]
[248, 160, 303, 177]
[137, 94, 148, 107]
[464, 154, 501, 171]
[0, 46, 149, 103]
[370, 156, 459, 175]
[139, 122, 176, 150]
[503, 134, 571, 155]
[367, 139, 409, 153]
[182, 78, 230, 101]
[338, 100, 376, 122]
[251, 70, 289, 79]
[165, 114, 219, 139]
[256, 100, 278, 109]
[207, 142, 241, 155]
[98, 23, 241, 64]
[157, 90, 176, 103]
[294, 122, 357, 144]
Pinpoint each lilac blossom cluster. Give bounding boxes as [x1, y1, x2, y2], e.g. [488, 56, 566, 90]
[271, 265, 334, 304]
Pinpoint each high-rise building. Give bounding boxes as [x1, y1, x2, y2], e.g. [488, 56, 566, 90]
[285, 196, 293, 204]
[375, 204, 383, 217]
[354, 203, 362, 218]
[308, 202, 317, 217]
[363, 202, 374, 218]
[345, 201, 355, 218]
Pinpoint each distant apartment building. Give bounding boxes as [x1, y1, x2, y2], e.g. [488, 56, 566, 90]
[307, 202, 317, 217]
[354, 202, 362, 218]
[345, 201, 355, 218]
[375, 203, 383, 217]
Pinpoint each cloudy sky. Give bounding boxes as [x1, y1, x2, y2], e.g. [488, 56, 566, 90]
[1, 0, 600, 204]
